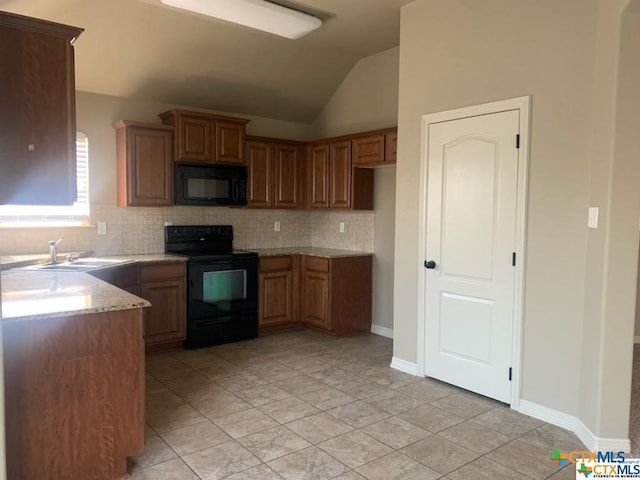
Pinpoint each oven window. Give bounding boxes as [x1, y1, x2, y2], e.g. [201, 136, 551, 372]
[203, 269, 247, 303]
[187, 178, 230, 200]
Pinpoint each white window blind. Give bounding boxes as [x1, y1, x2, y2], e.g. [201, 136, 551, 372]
[0, 132, 90, 226]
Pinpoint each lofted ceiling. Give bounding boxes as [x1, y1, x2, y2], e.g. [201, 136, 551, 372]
[0, 0, 413, 123]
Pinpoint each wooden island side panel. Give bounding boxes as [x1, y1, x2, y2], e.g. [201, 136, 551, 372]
[3, 308, 145, 480]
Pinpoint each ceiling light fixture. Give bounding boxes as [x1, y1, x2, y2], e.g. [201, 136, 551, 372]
[159, 0, 322, 39]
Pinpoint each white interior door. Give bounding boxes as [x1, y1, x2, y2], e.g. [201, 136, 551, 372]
[425, 109, 520, 403]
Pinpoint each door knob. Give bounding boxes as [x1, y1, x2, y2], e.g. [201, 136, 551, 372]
[424, 260, 436, 269]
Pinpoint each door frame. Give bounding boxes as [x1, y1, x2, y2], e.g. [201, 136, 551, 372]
[416, 96, 530, 409]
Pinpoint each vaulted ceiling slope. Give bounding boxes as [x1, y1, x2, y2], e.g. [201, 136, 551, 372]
[0, 0, 413, 123]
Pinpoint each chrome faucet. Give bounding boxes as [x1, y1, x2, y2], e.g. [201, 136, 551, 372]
[48, 238, 64, 264]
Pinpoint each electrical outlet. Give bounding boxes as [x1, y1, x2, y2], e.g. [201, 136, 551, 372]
[274, 221, 281, 232]
[339, 222, 345, 233]
[97, 222, 107, 236]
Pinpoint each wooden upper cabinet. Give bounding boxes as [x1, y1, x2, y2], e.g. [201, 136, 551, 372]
[352, 135, 385, 166]
[274, 143, 300, 208]
[0, 12, 83, 206]
[308, 144, 330, 208]
[215, 120, 246, 164]
[329, 141, 352, 209]
[246, 140, 274, 207]
[385, 131, 397, 163]
[352, 129, 397, 166]
[177, 114, 211, 162]
[159, 109, 249, 164]
[113, 120, 174, 207]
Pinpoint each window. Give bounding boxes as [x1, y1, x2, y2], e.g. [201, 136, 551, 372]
[0, 132, 90, 227]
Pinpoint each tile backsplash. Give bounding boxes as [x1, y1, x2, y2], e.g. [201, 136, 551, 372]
[0, 205, 374, 257]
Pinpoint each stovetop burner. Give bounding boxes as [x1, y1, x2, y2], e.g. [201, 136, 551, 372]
[165, 225, 256, 258]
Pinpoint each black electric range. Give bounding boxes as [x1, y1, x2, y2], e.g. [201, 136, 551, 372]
[165, 225, 259, 349]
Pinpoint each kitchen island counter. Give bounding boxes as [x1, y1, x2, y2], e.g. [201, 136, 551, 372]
[1, 269, 150, 323]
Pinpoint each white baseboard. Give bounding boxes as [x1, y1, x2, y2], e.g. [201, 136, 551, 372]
[517, 399, 631, 452]
[390, 357, 418, 376]
[634, 336, 640, 344]
[574, 419, 631, 452]
[518, 399, 578, 431]
[371, 325, 393, 339]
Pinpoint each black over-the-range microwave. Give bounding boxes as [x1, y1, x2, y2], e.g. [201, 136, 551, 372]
[174, 162, 247, 206]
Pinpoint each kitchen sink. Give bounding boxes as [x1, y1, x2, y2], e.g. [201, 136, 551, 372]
[21, 258, 132, 272]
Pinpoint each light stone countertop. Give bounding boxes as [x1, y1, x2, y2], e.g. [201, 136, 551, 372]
[1, 270, 150, 323]
[0, 253, 187, 323]
[251, 247, 373, 258]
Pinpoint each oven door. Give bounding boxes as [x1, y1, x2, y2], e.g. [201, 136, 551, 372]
[187, 256, 258, 320]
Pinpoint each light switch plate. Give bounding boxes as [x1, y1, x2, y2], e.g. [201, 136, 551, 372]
[339, 222, 345, 233]
[274, 221, 281, 232]
[588, 207, 599, 229]
[97, 222, 107, 236]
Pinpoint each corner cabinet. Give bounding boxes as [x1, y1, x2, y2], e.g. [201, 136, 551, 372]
[307, 141, 374, 210]
[0, 12, 83, 205]
[300, 255, 373, 336]
[114, 120, 174, 207]
[159, 109, 249, 165]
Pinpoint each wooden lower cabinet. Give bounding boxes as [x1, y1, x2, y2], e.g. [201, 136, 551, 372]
[91, 261, 187, 352]
[258, 254, 372, 337]
[301, 255, 372, 336]
[258, 255, 300, 333]
[3, 308, 145, 480]
[140, 262, 187, 351]
[301, 269, 330, 330]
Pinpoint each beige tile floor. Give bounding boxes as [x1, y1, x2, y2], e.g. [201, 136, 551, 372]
[131, 330, 582, 480]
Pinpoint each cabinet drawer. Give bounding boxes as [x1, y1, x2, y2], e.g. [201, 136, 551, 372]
[304, 256, 329, 273]
[140, 262, 185, 282]
[260, 256, 293, 272]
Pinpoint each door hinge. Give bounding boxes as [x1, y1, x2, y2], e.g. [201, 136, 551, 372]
[509, 367, 513, 381]
[516, 134, 520, 149]
[512, 252, 516, 266]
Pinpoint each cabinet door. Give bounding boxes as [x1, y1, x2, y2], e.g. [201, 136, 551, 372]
[141, 279, 186, 346]
[246, 140, 274, 207]
[176, 114, 211, 162]
[308, 144, 330, 209]
[274, 144, 300, 208]
[385, 131, 397, 164]
[118, 124, 173, 207]
[329, 140, 352, 209]
[215, 120, 246, 164]
[260, 271, 293, 326]
[302, 270, 331, 330]
[352, 135, 385, 166]
[0, 20, 80, 205]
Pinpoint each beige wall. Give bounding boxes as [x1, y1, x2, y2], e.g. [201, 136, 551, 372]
[396, 0, 596, 416]
[311, 47, 399, 332]
[396, 0, 639, 441]
[578, 4, 640, 438]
